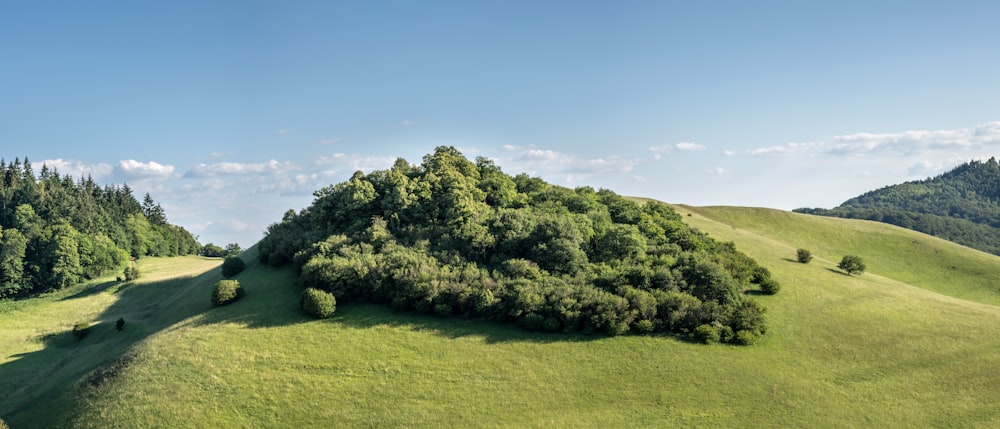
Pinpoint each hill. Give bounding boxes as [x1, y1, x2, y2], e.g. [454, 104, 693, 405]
[796, 157, 1000, 255]
[259, 146, 776, 342]
[4, 205, 1000, 427]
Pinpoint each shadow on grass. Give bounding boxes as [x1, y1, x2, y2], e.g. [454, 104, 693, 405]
[58, 279, 121, 302]
[826, 268, 850, 276]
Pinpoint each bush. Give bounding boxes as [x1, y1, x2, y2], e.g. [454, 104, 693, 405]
[838, 255, 866, 275]
[759, 277, 780, 295]
[796, 248, 813, 264]
[733, 329, 761, 345]
[123, 265, 140, 281]
[72, 322, 91, 339]
[115, 317, 125, 332]
[300, 287, 336, 318]
[221, 256, 246, 278]
[212, 280, 244, 306]
[693, 324, 720, 344]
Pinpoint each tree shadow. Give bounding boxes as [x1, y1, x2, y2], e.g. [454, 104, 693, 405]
[59, 279, 121, 301]
[826, 268, 850, 276]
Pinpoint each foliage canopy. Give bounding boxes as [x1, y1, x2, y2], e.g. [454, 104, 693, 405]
[260, 147, 776, 342]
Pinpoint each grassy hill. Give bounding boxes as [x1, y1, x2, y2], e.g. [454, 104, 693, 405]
[4, 205, 1000, 427]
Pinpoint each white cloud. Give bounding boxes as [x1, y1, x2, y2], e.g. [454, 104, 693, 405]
[184, 160, 299, 178]
[277, 129, 289, 135]
[498, 144, 639, 183]
[722, 149, 736, 156]
[648, 144, 672, 160]
[116, 160, 175, 179]
[396, 119, 418, 127]
[751, 121, 1000, 158]
[705, 167, 726, 175]
[40, 158, 114, 179]
[676, 141, 706, 151]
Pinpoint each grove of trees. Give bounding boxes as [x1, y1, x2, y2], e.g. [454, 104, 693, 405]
[259, 147, 778, 344]
[0, 157, 199, 299]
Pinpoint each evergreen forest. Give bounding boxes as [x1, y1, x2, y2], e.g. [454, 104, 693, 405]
[260, 147, 776, 343]
[0, 158, 199, 299]
[796, 157, 1000, 255]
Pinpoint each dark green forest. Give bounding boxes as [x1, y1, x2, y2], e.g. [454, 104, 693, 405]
[796, 157, 1000, 255]
[261, 147, 776, 343]
[0, 158, 199, 299]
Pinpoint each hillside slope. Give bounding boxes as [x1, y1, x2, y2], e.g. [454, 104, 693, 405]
[796, 157, 1000, 255]
[3, 206, 1000, 427]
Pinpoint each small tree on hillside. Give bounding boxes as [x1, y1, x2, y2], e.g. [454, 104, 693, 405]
[796, 248, 814, 264]
[221, 256, 246, 277]
[838, 255, 866, 275]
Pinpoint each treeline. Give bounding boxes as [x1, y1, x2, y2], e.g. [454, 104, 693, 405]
[260, 147, 776, 343]
[0, 157, 199, 299]
[796, 157, 1000, 255]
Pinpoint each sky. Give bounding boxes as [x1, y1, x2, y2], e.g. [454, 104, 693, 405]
[3, 1, 1000, 248]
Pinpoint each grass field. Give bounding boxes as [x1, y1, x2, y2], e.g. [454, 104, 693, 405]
[4, 206, 1000, 427]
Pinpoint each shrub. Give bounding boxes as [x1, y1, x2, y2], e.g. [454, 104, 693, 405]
[693, 324, 720, 344]
[633, 319, 655, 334]
[733, 329, 761, 345]
[796, 248, 813, 264]
[115, 317, 125, 332]
[123, 265, 140, 281]
[759, 277, 780, 295]
[72, 322, 91, 339]
[221, 256, 246, 278]
[212, 280, 244, 306]
[300, 287, 337, 318]
[838, 255, 866, 275]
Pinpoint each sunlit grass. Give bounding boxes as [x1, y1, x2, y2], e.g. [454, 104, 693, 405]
[4, 210, 1000, 427]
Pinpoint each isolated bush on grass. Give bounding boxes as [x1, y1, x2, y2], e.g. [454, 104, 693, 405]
[300, 287, 336, 319]
[221, 256, 246, 278]
[212, 280, 244, 306]
[838, 255, 867, 275]
[72, 322, 91, 339]
[116, 317, 125, 332]
[123, 265, 140, 281]
[796, 248, 814, 264]
[759, 277, 780, 295]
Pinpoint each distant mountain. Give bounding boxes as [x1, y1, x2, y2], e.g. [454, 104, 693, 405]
[796, 157, 1000, 255]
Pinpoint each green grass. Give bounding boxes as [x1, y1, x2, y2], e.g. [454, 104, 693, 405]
[4, 208, 1000, 427]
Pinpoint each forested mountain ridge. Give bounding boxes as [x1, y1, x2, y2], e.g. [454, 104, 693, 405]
[0, 157, 199, 299]
[260, 146, 777, 343]
[796, 157, 1000, 255]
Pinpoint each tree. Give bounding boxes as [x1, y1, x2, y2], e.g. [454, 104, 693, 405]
[0, 228, 28, 298]
[796, 248, 813, 264]
[201, 243, 225, 258]
[212, 280, 243, 306]
[221, 256, 246, 277]
[224, 243, 243, 257]
[301, 287, 337, 318]
[838, 255, 866, 275]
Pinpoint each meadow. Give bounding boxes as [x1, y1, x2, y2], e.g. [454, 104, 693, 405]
[3, 206, 1000, 427]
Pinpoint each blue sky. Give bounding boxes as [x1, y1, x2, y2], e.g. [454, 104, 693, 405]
[3, 1, 1000, 248]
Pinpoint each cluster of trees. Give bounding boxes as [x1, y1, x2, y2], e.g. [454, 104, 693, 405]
[260, 147, 777, 343]
[0, 157, 199, 299]
[797, 158, 1000, 255]
[201, 242, 243, 258]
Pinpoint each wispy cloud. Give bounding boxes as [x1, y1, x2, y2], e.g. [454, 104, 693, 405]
[676, 141, 706, 151]
[318, 137, 346, 145]
[648, 144, 672, 160]
[705, 167, 726, 175]
[499, 144, 639, 183]
[721, 149, 736, 156]
[751, 121, 1000, 158]
[184, 160, 299, 178]
[396, 119, 418, 127]
[277, 129, 289, 135]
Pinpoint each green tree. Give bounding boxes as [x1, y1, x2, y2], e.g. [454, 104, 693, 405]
[221, 256, 246, 277]
[0, 228, 28, 298]
[796, 248, 813, 264]
[838, 255, 866, 275]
